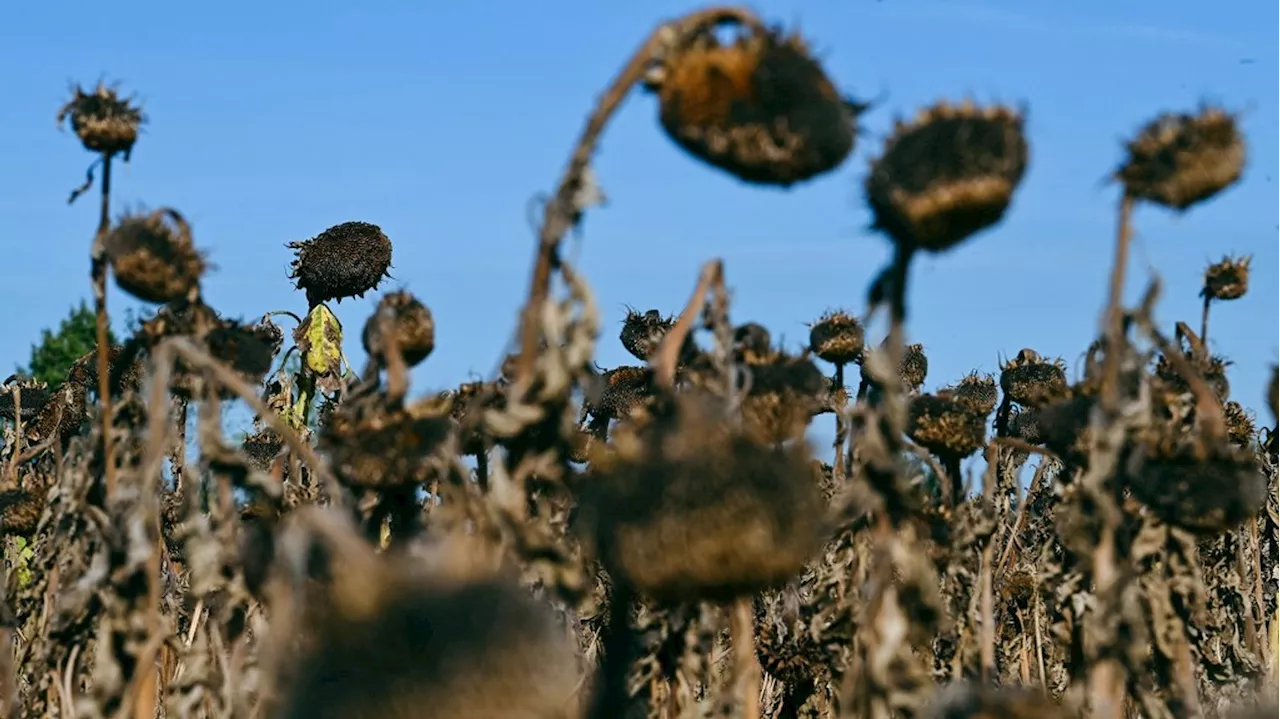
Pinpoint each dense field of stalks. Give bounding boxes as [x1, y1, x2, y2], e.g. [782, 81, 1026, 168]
[0, 5, 1276, 719]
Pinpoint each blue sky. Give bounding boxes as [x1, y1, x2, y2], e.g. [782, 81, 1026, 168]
[2, 0, 1276, 463]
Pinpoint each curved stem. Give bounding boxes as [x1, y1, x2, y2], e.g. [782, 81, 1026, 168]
[93, 152, 115, 497]
[514, 6, 763, 385]
[653, 260, 722, 387]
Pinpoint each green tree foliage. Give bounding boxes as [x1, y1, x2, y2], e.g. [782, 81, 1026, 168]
[19, 301, 117, 387]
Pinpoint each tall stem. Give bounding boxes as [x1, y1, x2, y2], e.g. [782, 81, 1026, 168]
[93, 153, 116, 496]
[1100, 194, 1134, 412]
[1199, 295, 1212, 348]
[590, 583, 637, 719]
[833, 363, 847, 483]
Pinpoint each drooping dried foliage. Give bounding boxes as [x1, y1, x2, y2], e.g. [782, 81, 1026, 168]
[4, 8, 1275, 719]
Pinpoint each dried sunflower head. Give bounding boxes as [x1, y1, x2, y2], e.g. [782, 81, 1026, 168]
[1130, 425, 1265, 534]
[0, 489, 45, 537]
[590, 365, 656, 424]
[650, 23, 859, 186]
[288, 221, 393, 306]
[64, 344, 145, 397]
[1223, 401, 1256, 448]
[999, 349, 1068, 407]
[1201, 254, 1250, 301]
[1007, 405, 1043, 445]
[907, 392, 987, 459]
[579, 393, 825, 604]
[28, 382, 87, 445]
[999, 568, 1036, 610]
[866, 101, 1028, 252]
[1154, 350, 1231, 403]
[948, 371, 998, 415]
[242, 429, 284, 472]
[734, 322, 773, 363]
[320, 395, 454, 491]
[104, 208, 205, 304]
[740, 353, 827, 444]
[902, 343, 929, 390]
[1116, 106, 1245, 210]
[808, 310, 865, 366]
[861, 340, 929, 398]
[1037, 392, 1093, 467]
[279, 534, 578, 719]
[205, 320, 279, 388]
[56, 81, 145, 159]
[0, 378, 50, 424]
[620, 308, 675, 362]
[362, 290, 436, 368]
[445, 381, 505, 457]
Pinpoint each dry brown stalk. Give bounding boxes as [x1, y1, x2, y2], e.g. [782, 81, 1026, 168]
[165, 337, 338, 492]
[515, 6, 763, 385]
[93, 153, 116, 498]
[653, 259, 723, 387]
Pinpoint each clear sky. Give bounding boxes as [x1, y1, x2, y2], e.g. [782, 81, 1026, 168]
[2, 1, 1276, 460]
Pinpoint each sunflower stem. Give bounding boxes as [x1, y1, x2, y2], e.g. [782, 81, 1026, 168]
[833, 363, 847, 483]
[1200, 294, 1212, 348]
[1100, 193, 1134, 412]
[92, 151, 116, 498]
[590, 582, 637, 719]
[515, 6, 764, 386]
[732, 597, 762, 719]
